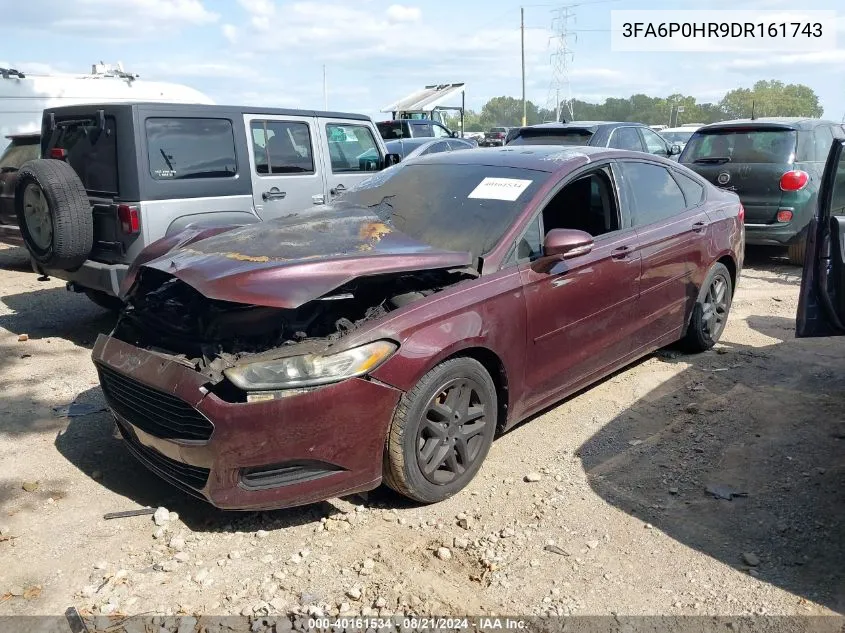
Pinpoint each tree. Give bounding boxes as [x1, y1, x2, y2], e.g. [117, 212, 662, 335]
[720, 80, 823, 119]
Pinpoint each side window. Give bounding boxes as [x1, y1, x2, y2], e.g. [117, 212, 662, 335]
[432, 124, 451, 139]
[515, 215, 543, 261]
[814, 126, 835, 162]
[620, 161, 686, 226]
[608, 127, 644, 152]
[831, 147, 845, 217]
[421, 141, 449, 156]
[326, 124, 381, 173]
[410, 121, 433, 137]
[446, 139, 472, 151]
[672, 171, 705, 207]
[641, 128, 669, 155]
[542, 167, 620, 238]
[0, 141, 39, 171]
[146, 118, 237, 180]
[250, 120, 314, 175]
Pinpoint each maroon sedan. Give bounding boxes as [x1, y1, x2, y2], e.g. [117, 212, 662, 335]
[91, 146, 744, 510]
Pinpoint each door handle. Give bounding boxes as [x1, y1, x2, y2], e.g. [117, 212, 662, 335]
[330, 184, 346, 196]
[692, 221, 706, 233]
[261, 187, 286, 201]
[611, 245, 632, 259]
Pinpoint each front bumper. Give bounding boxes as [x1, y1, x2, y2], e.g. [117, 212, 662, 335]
[91, 334, 402, 511]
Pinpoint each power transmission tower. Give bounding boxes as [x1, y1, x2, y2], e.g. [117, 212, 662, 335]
[546, 6, 576, 122]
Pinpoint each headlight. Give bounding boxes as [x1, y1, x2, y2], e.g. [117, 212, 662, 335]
[223, 340, 397, 391]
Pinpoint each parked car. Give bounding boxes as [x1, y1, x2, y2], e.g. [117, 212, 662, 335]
[376, 118, 458, 141]
[8, 103, 399, 310]
[679, 118, 845, 265]
[385, 136, 476, 159]
[796, 138, 845, 336]
[479, 127, 510, 147]
[91, 145, 743, 511]
[0, 132, 40, 246]
[507, 122, 682, 160]
[659, 126, 700, 152]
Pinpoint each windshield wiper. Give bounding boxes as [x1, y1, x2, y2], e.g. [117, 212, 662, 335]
[693, 156, 731, 164]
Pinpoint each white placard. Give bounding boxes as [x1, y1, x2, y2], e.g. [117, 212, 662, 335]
[468, 177, 533, 202]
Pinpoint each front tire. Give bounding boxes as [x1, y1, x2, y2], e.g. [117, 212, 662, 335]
[383, 357, 497, 504]
[682, 262, 733, 353]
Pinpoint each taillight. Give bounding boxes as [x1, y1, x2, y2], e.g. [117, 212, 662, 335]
[776, 209, 793, 223]
[49, 148, 67, 160]
[117, 204, 140, 235]
[779, 170, 809, 191]
[738, 203, 745, 222]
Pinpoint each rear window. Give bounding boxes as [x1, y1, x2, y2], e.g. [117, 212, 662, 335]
[47, 116, 118, 195]
[0, 138, 39, 171]
[681, 128, 797, 164]
[146, 118, 237, 180]
[508, 129, 593, 146]
[377, 121, 403, 139]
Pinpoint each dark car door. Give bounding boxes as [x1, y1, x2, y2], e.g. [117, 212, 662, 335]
[518, 162, 642, 411]
[619, 159, 712, 349]
[796, 139, 845, 337]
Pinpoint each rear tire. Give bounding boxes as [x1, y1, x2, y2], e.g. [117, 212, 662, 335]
[83, 289, 124, 313]
[787, 239, 807, 267]
[682, 262, 733, 353]
[15, 159, 92, 270]
[383, 357, 497, 504]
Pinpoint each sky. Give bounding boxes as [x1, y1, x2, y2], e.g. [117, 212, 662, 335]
[1, 0, 844, 122]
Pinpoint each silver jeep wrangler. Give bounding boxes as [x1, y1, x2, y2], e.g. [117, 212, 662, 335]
[11, 103, 398, 309]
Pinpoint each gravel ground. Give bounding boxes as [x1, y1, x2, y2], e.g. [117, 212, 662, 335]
[0, 243, 843, 619]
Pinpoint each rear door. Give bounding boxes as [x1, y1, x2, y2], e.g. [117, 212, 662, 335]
[244, 114, 326, 217]
[679, 125, 798, 227]
[317, 119, 385, 202]
[796, 139, 845, 337]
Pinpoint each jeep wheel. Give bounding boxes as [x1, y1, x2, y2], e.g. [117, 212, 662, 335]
[15, 159, 92, 270]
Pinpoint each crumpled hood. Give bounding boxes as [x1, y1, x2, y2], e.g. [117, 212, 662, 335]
[140, 206, 473, 308]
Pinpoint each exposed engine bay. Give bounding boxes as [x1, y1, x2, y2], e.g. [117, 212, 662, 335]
[112, 266, 474, 384]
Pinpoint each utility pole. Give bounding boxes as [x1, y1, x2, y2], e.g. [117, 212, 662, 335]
[323, 65, 327, 111]
[521, 7, 526, 127]
[547, 6, 576, 122]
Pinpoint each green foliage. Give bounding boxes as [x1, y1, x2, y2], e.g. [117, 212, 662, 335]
[447, 81, 823, 130]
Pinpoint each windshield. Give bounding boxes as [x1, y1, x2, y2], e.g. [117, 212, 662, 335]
[661, 131, 694, 144]
[681, 128, 797, 164]
[508, 129, 593, 146]
[0, 138, 39, 171]
[336, 162, 550, 258]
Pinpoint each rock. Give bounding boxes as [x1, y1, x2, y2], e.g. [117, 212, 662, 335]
[255, 530, 269, 539]
[362, 558, 375, 570]
[169, 512, 179, 523]
[91, 470, 103, 480]
[9, 586, 24, 597]
[93, 561, 108, 570]
[435, 547, 452, 561]
[524, 473, 542, 483]
[586, 540, 599, 549]
[153, 507, 171, 526]
[269, 597, 287, 612]
[17, 334, 29, 342]
[173, 552, 190, 563]
[500, 527, 516, 538]
[0, 525, 9, 536]
[529, 559, 540, 567]
[628, 440, 643, 446]
[544, 545, 569, 556]
[169, 536, 186, 552]
[228, 551, 242, 560]
[742, 552, 760, 567]
[669, 487, 679, 495]
[154, 560, 178, 573]
[193, 569, 209, 584]
[453, 537, 470, 550]
[21, 481, 39, 493]
[685, 403, 700, 414]
[346, 587, 362, 601]
[457, 518, 472, 530]
[240, 606, 253, 617]
[644, 523, 654, 529]
[153, 528, 165, 540]
[260, 555, 273, 564]
[375, 596, 387, 609]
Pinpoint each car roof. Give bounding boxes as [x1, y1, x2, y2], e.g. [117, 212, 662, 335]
[514, 121, 645, 133]
[661, 127, 699, 133]
[698, 117, 836, 131]
[405, 145, 624, 172]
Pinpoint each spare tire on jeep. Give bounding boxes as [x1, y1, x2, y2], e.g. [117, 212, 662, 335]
[14, 159, 93, 270]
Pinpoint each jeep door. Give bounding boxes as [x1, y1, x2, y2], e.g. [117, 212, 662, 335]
[317, 119, 387, 203]
[796, 139, 845, 336]
[245, 114, 328, 218]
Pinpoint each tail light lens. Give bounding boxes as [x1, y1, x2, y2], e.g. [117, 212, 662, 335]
[776, 209, 793, 223]
[779, 170, 809, 191]
[49, 148, 67, 160]
[738, 203, 745, 222]
[117, 204, 140, 235]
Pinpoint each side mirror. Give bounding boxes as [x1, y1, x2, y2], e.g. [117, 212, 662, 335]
[451, 131, 459, 138]
[543, 228, 594, 259]
[383, 153, 402, 168]
[670, 144, 682, 155]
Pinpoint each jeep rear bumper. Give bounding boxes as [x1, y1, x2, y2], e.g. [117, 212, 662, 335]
[41, 259, 129, 297]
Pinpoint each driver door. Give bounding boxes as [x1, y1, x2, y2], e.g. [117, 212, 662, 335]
[796, 139, 845, 337]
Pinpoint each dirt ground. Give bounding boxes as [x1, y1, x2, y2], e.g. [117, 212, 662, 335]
[0, 242, 843, 620]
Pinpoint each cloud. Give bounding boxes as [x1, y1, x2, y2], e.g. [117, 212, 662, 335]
[720, 49, 845, 71]
[0, 0, 218, 37]
[386, 4, 422, 24]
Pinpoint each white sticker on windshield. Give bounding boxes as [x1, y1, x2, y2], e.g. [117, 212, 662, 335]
[468, 177, 533, 202]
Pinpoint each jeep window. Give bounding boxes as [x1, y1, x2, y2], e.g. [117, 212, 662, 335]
[0, 137, 39, 171]
[251, 120, 314, 175]
[146, 118, 237, 180]
[681, 128, 797, 164]
[48, 116, 118, 195]
[326, 124, 381, 173]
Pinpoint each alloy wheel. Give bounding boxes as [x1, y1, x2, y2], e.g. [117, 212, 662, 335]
[701, 274, 729, 340]
[22, 183, 53, 251]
